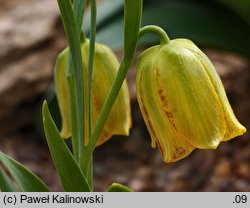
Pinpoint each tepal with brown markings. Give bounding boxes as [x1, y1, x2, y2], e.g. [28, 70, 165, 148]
[136, 38, 246, 163]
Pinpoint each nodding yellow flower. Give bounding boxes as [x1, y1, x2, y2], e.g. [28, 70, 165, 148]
[54, 40, 132, 146]
[136, 38, 246, 163]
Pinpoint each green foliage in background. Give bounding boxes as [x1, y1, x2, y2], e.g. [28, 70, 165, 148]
[216, 0, 250, 24]
[84, 0, 250, 59]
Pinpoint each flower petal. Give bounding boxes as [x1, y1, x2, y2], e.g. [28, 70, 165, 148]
[54, 48, 71, 139]
[158, 43, 226, 149]
[81, 42, 132, 139]
[136, 46, 194, 162]
[178, 40, 247, 141]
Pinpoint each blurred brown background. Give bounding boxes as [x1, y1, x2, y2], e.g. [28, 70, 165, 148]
[0, 0, 250, 191]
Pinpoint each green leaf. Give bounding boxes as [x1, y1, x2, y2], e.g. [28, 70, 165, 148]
[90, 0, 143, 58]
[0, 165, 16, 192]
[107, 183, 133, 192]
[82, 0, 143, 173]
[0, 151, 49, 192]
[215, 0, 250, 24]
[73, 0, 87, 29]
[42, 101, 91, 192]
[142, 0, 250, 59]
[85, 0, 97, 189]
[57, 0, 85, 163]
[123, 0, 143, 67]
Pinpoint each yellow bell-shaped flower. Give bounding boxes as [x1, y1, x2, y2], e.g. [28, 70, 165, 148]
[136, 38, 246, 163]
[54, 40, 132, 146]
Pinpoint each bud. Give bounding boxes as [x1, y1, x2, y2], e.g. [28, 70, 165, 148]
[136, 38, 246, 162]
[55, 40, 132, 146]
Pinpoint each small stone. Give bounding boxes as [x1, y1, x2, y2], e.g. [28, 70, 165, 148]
[129, 178, 145, 191]
[236, 163, 250, 179]
[214, 159, 231, 177]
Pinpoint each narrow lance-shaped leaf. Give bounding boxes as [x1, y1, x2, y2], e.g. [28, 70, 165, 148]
[0, 165, 16, 192]
[123, 0, 143, 67]
[85, 0, 97, 188]
[73, 0, 87, 29]
[42, 101, 91, 192]
[0, 151, 49, 192]
[57, 0, 85, 162]
[107, 183, 133, 192]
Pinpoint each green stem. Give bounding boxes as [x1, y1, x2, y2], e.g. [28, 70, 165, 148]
[57, 0, 85, 164]
[84, 0, 97, 189]
[66, 56, 79, 161]
[82, 59, 128, 171]
[82, 0, 143, 175]
[73, 0, 88, 35]
[87, 0, 97, 142]
[72, 0, 89, 165]
[64, 0, 88, 161]
[86, 156, 93, 190]
[73, 0, 87, 43]
[139, 25, 170, 45]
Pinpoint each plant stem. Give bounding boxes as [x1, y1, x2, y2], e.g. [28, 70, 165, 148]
[72, 0, 88, 160]
[87, 0, 97, 141]
[73, 0, 87, 34]
[66, 57, 79, 160]
[139, 25, 170, 45]
[63, 0, 88, 162]
[74, 0, 88, 42]
[84, 0, 97, 189]
[81, 0, 143, 175]
[82, 59, 128, 172]
[57, 0, 85, 164]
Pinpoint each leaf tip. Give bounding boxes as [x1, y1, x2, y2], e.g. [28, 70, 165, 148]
[107, 183, 133, 192]
[42, 100, 49, 121]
